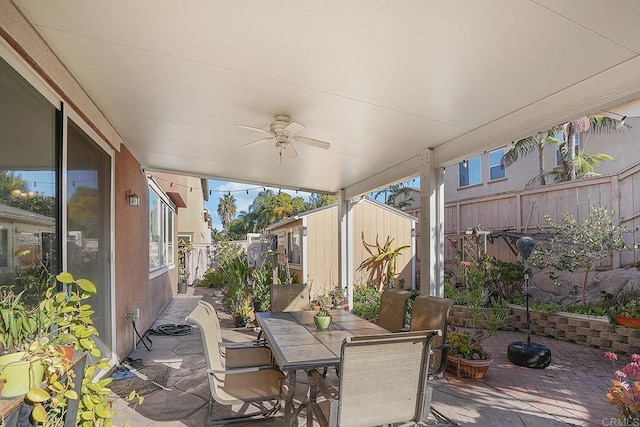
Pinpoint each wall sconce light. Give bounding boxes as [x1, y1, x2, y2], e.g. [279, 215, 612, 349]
[462, 159, 468, 168]
[411, 228, 416, 237]
[125, 189, 140, 207]
[302, 226, 308, 236]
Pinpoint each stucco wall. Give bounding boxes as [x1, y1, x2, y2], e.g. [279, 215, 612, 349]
[114, 146, 175, 359]
[444, 125, 640, 203]
[0, 4, 178, 361]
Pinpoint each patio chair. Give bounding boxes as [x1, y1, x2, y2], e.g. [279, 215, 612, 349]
[409, 295, 454, 379]
[198, 298, 270, 369]
[377, 288, 412, 332]
[308, 330, 441, 427]
[186, 301, 285, 424]
[410, 295, 456, 425]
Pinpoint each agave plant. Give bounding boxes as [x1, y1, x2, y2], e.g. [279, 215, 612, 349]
[357, 232, 410, 291]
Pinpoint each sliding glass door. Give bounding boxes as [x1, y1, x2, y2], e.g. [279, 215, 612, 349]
[66, 119, 113, 357]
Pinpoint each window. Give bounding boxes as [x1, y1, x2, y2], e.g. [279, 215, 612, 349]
[0, 229, 7, 268]
[459, 156, 482, 187]
[287, 227, 302, 265]
[149, 182, 176, 271]
[149, 190, 160, 269]
[164, 204, 174, 266]
[489, 149, 506, 181]
[555, 131, 580, 166]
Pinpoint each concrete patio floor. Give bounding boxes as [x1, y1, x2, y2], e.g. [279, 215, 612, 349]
[110, 287, 625, 426]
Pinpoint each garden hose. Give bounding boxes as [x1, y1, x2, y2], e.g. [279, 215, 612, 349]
[132, 321, 192, 351]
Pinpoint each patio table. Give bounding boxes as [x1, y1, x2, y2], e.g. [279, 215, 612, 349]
[255, 310, 387, 426]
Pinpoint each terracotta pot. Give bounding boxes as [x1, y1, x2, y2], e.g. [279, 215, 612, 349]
[615, 315, 640, 328]
[60, 345, 74, 361]
[446, 355, 493, 379]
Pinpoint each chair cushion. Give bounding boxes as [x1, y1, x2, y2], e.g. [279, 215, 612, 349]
[212, 368, 285, 402]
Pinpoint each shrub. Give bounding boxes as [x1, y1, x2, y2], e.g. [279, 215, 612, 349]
[351, 284, 380, 321]
[251, 262, 272, 312]
[485, 259, 525, 302]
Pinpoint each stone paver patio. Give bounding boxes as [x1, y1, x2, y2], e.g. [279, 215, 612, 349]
[110, 287, 628, 426]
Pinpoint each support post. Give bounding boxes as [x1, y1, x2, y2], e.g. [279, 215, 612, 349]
[419, 149, 445, 297]
[338, 190, 352, 309]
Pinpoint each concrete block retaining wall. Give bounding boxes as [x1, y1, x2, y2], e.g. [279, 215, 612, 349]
[449, 305, 640, 355]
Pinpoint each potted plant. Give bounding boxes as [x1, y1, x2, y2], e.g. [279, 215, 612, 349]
[177, 239, 192, 294]
[329, 285, 348, 310]
[0, 287, 47, 398]
[314, 308, 332, 330]
[611, 300, 640, 328]
[309, 298, 321, 311]
[10, 272, 142, 425]
[445, 269, 510, 379]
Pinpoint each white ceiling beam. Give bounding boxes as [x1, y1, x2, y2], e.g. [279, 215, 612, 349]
[343, 156, 421, 200]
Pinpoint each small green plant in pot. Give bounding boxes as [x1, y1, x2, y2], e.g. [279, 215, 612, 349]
[608, 288, 640, 327]
[314, 308, 332, 330]
[446, 267, 510, 379]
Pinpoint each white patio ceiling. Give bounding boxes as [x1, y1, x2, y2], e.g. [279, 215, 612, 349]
[13, 0, 640, 197]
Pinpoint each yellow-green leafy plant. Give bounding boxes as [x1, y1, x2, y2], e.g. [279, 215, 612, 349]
[25, 272, 143, 426]
[0, 286, 47, 353]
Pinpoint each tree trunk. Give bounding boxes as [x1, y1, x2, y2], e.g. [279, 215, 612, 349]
[581, 268, 590, 306]
[537, 133, 546, 185]
[566, 123, 576, 180]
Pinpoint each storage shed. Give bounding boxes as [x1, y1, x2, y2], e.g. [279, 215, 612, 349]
[266, 197, 417, 300]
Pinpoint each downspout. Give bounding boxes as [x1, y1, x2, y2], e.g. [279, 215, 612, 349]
[301, 217, 308, 284]
[411, 221, 416, 289]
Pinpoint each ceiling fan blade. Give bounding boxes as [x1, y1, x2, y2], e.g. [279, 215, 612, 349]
[241, 136, 273, 148]
[282, 143, 298, 158]
[293, 136, 330, 150]
[236, 124, 272, 134]
[283, 120, 305, 135]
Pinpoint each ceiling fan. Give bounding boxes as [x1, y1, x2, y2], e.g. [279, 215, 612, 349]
[236, 115, 330, 161]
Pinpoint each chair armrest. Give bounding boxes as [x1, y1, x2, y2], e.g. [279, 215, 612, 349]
[220, 339, 267, 349]
[208, 365, 281, 375]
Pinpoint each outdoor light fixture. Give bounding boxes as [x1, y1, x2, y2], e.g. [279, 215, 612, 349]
[601, 109, 637, 130]
[125, 189, 140, 207]
[302, 226, 307, 236]
[462, 159, 468, 168]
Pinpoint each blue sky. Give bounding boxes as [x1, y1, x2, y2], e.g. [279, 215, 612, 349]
[204, 177, 420, 231]
[204, 179, 315, 230]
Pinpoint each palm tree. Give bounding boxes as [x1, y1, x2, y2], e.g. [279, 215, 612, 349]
[501, 129, 560, 187]
[501, 116, 623, 187]
[563, 117, 590, 180]
[217, 194, 236, 230]
[374, 183, 415, 209]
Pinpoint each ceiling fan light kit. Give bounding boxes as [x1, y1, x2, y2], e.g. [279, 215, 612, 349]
[237, 115, 330, 161]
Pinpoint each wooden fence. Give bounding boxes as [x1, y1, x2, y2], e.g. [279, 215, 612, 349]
[442, 161, 640, 268]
